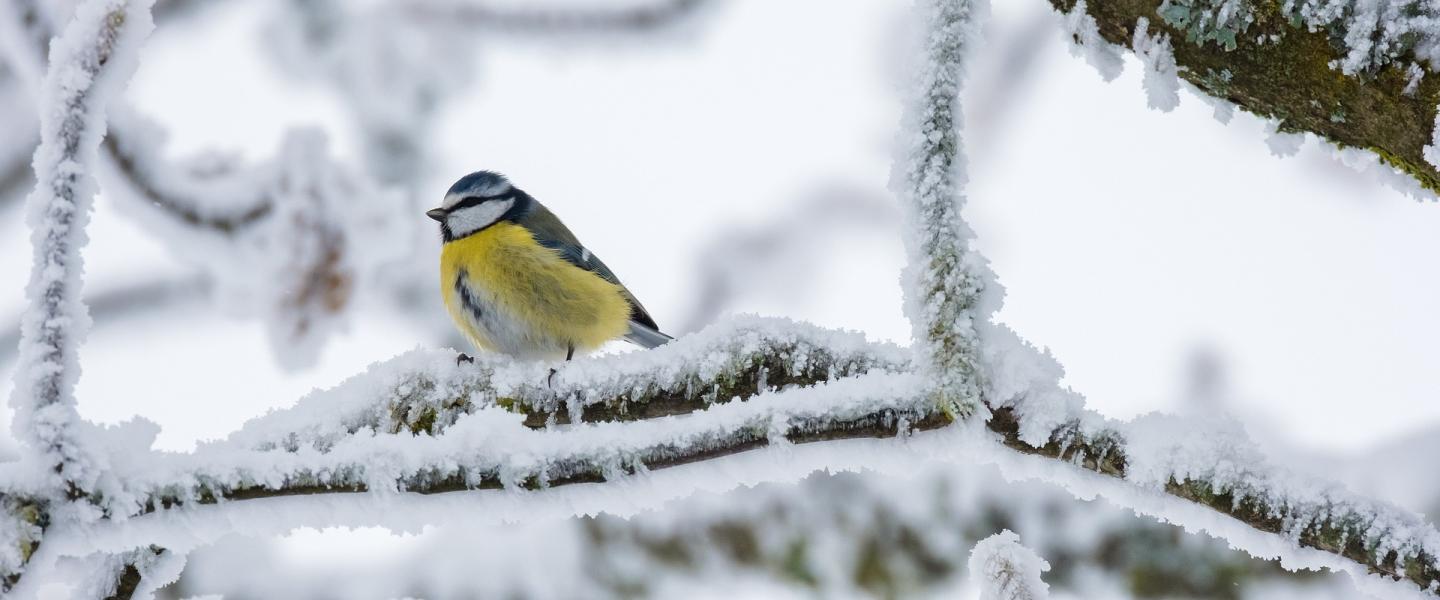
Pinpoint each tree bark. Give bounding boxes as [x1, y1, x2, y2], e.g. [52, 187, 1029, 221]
[1052, 0, 1440, 194]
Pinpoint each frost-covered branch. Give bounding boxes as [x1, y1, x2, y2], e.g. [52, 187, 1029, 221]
[168, 466, 1316, 598]
[980, 337, 1440, 593]
[101, 318, 931, 511]
[0, 312, 1431, 594]
[35, 315, 1426, 595]
[0, 496, 43, 593]
[1053, 0, 1440, 197]
[99, 134, 271, 233]
[1, 0, 156, 593]
[404, 0, 709, 33]
[894, 0, 994, 417]
[11, 0, 155, 495]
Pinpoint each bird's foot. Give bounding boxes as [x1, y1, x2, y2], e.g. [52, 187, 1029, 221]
[547, 368, 558, 388]
[456, 353, 475, 366]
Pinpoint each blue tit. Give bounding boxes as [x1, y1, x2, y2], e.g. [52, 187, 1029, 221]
[427, 171, 672, 364]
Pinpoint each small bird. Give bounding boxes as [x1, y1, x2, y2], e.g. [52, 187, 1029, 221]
[428, 171, 672, 366]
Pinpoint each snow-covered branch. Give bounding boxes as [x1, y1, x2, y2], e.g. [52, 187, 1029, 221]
[167, 465, 1313, 598]
[11, 0, 154, 494]
[7, 312, 1418, 595]
[894, 0, 993, 417]
[403, 0, 709, 34]
[1052, 0, 1440, 198]
[978, 325, 1440, 594]
[1, 0, 155, 593]
[77, 319, 927, 512]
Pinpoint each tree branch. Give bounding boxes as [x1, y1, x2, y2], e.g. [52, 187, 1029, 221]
[19, 315, 1414, 596]
[895, 0, 992, 417]
[3, 0, 156, 593]
[11, 0, 155, 494]
[1051, 0, 1440, 195]
[100, 134, 272, 234]
[403, 0, 709, 33]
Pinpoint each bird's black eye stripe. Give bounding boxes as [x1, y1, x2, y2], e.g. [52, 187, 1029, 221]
[450, 196, 485, 211]
[450, 194, 511, 211]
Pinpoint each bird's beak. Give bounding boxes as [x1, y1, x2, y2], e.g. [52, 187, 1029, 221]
[426, 208, 447, 222]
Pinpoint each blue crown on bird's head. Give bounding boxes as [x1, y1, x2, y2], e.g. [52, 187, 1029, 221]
[445, 171, 513, 207]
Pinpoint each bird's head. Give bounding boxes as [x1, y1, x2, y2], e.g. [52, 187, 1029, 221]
[428, 171, 520, 241]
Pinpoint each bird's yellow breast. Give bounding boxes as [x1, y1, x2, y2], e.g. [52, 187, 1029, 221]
[440, 222, 631, 358]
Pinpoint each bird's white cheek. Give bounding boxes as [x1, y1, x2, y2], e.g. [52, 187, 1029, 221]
[447, 199, 515, 237]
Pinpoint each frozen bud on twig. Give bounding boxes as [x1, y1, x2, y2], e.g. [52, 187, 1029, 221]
[249, 130, 407, 369]
[968, 530, 1051, 600]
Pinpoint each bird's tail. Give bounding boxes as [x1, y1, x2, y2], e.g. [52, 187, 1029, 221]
[625, 321, 674, 349]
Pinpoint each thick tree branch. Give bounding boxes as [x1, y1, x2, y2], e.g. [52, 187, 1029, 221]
[1052, 0, 1440, 194]
[31, 321, 1420, 596]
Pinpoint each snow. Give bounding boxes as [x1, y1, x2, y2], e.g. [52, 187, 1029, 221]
[127, 461, 1373, 598]
[8, 316, 918, 521]
[969, 530, 1051, 600]
[226, 315, 911, 451]
[1131, 18, 1179, 112]
[9, 0, 155, 498]
[975, 337, 1440, 596]
[19, 413, 1435, 598]
[893, 0, 993, 417]
[1331, 145, 1438, 202]
[1061, 1, 1123, 82]
[1193, 85, 1238, 123]
[1425, 109, 1440, 172]
[7, 304, 1434, 596]
[1265, 122, 1307, 157]
[1285, 0, 1440, 75]
[1406, 63, 1426, 96]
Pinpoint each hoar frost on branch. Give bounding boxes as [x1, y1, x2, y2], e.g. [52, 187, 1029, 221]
[894, 0, 993, 418]
[167, 465, 1323, 598]
[1061, 0, 1123, 82]
[1051, 0, 1440, 198]
[1132, 17, 1180, 112]
[11, 0, 154, 495]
